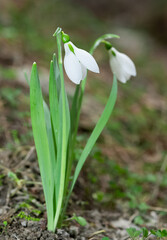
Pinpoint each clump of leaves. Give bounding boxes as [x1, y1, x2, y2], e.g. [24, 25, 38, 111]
[126, 227, 167, 239]
[150, 229, 167, 238]
[126, 228, 142, 240]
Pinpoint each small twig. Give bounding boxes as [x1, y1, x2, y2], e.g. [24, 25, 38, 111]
[0, 163, 11, 173]
[122, 237, 130, 240]
[129, 210, 139, 223]
[148, 206, 167, 213]
[11, 234, 20, 240]
[5, 183, 12, 206]
[89, 230, 105, 239]
[15, 146, 35, 170]
[23, 180, 42, 185]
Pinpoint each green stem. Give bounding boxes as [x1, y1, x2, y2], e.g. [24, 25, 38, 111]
[62, 76, 117, 222]
[60, 48, 94, 220]
[72, 33, 119, 146]
[70, 76, 117, 200]
[53, 31, 67, 231]
[71, 47, 92, 147]
[64, 85, 80, 186]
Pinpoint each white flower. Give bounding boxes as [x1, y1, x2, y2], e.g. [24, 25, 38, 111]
[64, 41, 99, 84]
[109, 47, 136, 83]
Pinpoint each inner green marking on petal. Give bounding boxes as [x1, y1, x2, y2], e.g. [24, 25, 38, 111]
[111, 50, 116, 57]
[68, 43, 75, 54]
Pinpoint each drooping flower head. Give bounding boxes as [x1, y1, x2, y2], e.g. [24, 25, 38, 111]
[62, 32, 99, 84]
[109, 47, 136, 83]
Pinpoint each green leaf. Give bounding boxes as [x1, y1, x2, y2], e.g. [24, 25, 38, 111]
[49, 59, 59, 146]
[72, 214, 87, 226]
[142, 227, 148, 238]
[138, 202, 149, 211]
[90, 33, 120, 54]
[53, 53, 61, 98]
[24, 71, 30, 85]
[101, 238, 110, 240]
[161, 229, 167, 237]
[8, 171, 20, 185]
[126, 228, 137, 238]
[70, 85, 80, 136]
[64, 85, 80, 191]
[70, 76, 117, 195]
[134, 230, 142, 238]
[150, 229, 157, 235]
[30, 62, 54, 230]
[92, 191, 104, 202]
[155, 230, 163, 237]
[53, 29, 70, 230]
[43, 100, 57, 211]
[126, 228, 141, 238]
[134, 216, 144, 225]
[53, 27, 62, 37]
[3, 221, 8, 227]
[152, 229, 167, 238]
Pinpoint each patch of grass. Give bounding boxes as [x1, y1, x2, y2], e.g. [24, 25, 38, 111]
[0, 66, 17, 80]
[0, 87, 21, 107]
[16, 211, 40, 222]
[87, 146, 167, 215]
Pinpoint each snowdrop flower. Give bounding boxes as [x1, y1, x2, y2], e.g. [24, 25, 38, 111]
[109, 47, 136, 83]
[63, 41, 99, 84]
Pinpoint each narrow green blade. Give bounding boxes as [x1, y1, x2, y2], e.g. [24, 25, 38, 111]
[70, 85, 80, 135]
[64, 85, 80, 191]
[53, 31, 71, 229]
[30, 63, 54, 230]
[53, 53, 61, 98]
[49, 59, 59, 146]
[43, 100, 57, 213]
[49, 57, 60, 211]
[70, 76, 117, 193]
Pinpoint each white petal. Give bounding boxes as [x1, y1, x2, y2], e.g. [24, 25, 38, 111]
[80, 64, 87, 80]
[112, 48, 136, 76]
[70, 42, 100, 73]
[109, 48, 136, 83]
[64, 43, 82, 84]
[109, 54, 125, 83]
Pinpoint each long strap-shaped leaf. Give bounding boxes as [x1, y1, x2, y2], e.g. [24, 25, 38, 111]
[49, 59, 59, 147]
[30, 63, 54, 230]
[70, 75, 117, 194]
[53, 30, 70, 230]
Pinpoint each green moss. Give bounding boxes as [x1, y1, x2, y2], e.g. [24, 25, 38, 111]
[16, 211, 40, 222]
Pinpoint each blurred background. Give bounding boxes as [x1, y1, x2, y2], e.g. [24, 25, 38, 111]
[0, 0, 167, 224]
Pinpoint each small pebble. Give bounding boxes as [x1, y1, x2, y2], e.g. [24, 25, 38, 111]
[69, 226, 79, 237]
[57, 229, 64, 235]
[27, 220, 39, 227]
[21, 220, 27, 227]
